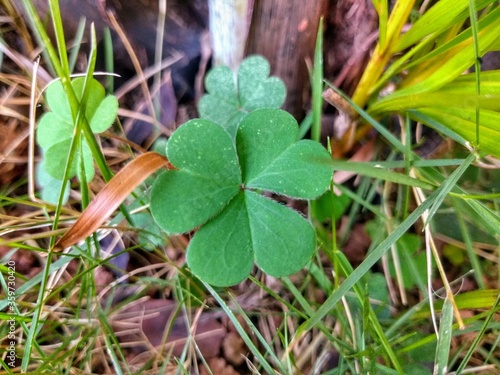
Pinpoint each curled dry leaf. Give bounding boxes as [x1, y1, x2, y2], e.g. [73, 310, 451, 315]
[53, 152, 172, 251]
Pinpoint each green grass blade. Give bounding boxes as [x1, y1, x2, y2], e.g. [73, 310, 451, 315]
[454, 292, 500, 373]
[325, 83, 407, 154]
[49, 0, 70, 75]
[103, 27, 115, 92]
[311, 17, 323, 142]
[299, 188, 438, 333]
[425, 153, 475, 227]
[433, 296, 454, 374]
[395, 0, 495, 51]
[21, 0, 61, 75]
[372, 0, 388, 49]
[412, 289, 500, 319]
[332, 160, 436, 190]
[451, 197, 486, 288]
[335, 183, 385, 219]
[298, 112, 313, 139]
[68, 18, 86, 73]
[394, 15, 500, 98]
[98, 307, 130, 375]
[281, 277, 315, 316]
[410, 108, 500, 158]
[371, 92, 500, 115]
[334, 242, 405, 373]
[203, 282, 280, 374]
[407, 109, 468, 148]
[227, 293, 288, 373]
[468, 0, 481, 146]
[78, 25, 114, 182]
[462, 198, 500, 236]
[21, 252, 54, 370]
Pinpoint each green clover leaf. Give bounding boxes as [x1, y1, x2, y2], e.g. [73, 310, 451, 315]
[151, 108, 333, 286]
[36, 159, 70, 204]
[151, 119, 241, 234]
[198, 55, 286, 138]
[44, 138, 94, 181]
[36, 77, 118, 202]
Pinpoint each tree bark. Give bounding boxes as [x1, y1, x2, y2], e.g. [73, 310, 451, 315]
[245, 0, 328, 119]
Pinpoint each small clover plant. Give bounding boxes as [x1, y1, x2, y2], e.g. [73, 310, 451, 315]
[151, 56, 333, 286]
[36, 77, 118, 203]
[198, 55, 286, 138]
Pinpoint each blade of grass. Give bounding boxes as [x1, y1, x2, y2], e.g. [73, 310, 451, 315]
[401, 314, 500, 354]
[203, 282, 280, 374]
[311, 16, 323, 142]
[0, 359, 14, 374]
[335, 183, 385, 220]
[395, 0, 495, 51]
[478, 295, 500, 369]
[68, 18, 86, 73]
[401, 114, 413, 220]
[154, 0, 167, 117]
[335, 245, 405, 374]
[411, 289, 500, 319]
[21, 0, 61, 75]
[298, 186, 438, 333]
[227, 293, 288, 373]
[351, 0, 416, 107]
[76, 24, 115, 183]
[74, 25, 100, 216]
[451, 197, 486, 288]
[332, 160, 436, 190]
[461, 198, 500, 236]
[298, 112, 313, 139]
[433, 296, 454, 374]
[395, 16, 500, 99]
[324, 84, 407, 154]
[21, 252, 53, 370]
[468, 0, 481, 148]
[371, 92, 500, 115]
[103, 27, 114, 92]
[425, 153, 475, 227]
[49, 0, 69, 75]
[98, 307, 130, 375]
[417, 166, 500, 238]
[372, 0, 388, 49]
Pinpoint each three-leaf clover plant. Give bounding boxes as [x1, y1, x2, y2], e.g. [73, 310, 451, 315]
[150, 55, 334, 286]
[36, 77, 118, 203]
[198, 55, 286, 139]
[151, 107, 333, 286]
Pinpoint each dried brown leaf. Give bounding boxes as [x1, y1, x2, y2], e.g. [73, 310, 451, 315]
[54, 152, 171, 251]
